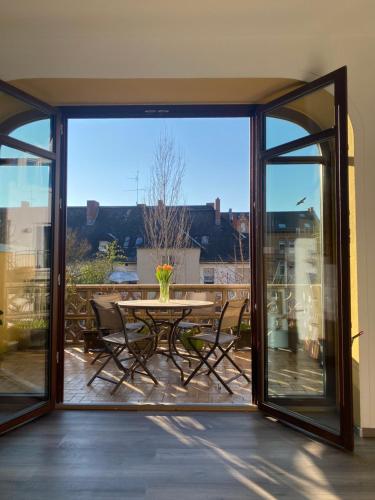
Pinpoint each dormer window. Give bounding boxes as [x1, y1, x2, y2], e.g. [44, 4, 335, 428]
[123, 236, 131, 248]
[240, 222, 248, 233]
[279, 240, 286, 252]
[98, 241, 109, 253]
[135, 236, 143, 246]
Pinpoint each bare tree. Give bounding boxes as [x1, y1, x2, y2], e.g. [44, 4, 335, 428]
[215, 231, 250, 284]
[66, 228, 91, 264]
[143, 133, 190, 265]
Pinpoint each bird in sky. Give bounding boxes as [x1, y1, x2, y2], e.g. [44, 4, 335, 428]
[296, 197, 306, 206]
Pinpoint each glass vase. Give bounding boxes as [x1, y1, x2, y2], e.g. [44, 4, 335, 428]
[159, 281, 170, 303]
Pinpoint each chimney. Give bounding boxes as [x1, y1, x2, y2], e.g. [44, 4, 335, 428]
[86, 200, 99, 226]
[215, 197, 221, 226]
[228, 208, 233, 222]
[206, 202, 214, 208]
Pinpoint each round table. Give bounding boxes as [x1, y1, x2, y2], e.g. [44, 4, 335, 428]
[117, 299, 214, 381]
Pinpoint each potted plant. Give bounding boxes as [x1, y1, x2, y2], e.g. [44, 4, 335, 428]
[179, 327, 205, 352]
[8, 318, 49, 349]
[235, 321, 252, 350]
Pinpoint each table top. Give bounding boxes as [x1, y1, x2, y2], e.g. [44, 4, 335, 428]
[117, 299, 214, 310]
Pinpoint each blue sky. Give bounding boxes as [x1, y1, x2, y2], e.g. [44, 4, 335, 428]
[0, 117, 321, 213]
[67, 118, 251, 211]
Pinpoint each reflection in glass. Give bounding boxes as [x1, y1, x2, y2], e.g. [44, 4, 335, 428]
[264, 140, 340, 433]
[0, 145, 52, 424]
[0, 91, 53, 151]
[265, 84, 335, 150]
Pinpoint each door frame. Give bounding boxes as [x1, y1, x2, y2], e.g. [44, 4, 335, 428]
[55, 104, 256, 405]
[0, 79, 61, 434]
[0, 73, 353, 448]
[251, 67, 353, 450]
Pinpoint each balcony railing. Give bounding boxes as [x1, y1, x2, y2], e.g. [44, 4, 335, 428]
[64, 283, 251, 345]
[2, 282, 322, 355]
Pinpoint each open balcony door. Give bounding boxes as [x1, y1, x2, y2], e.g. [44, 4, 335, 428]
[251, 67, 353, 449]
[0, 80, 61, 434]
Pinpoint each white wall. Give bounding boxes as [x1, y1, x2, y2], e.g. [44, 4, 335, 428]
[136, 248, 201, 284]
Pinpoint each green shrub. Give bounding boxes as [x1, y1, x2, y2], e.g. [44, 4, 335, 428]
[12, 318, 49, 330]
[180, 328, 204, 351]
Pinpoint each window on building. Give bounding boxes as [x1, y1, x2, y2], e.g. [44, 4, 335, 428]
[240, 222, 248, 233]
[162, 255, 175, 266]
[279, 240, 286, 251]
[98, 241, 109, 252]
[135, 236, 143, 246]
[203, 268, 215, 284]
[278, 223, 286, 229]
[123, 236, 131, 248]
[201, 235, 209, 245]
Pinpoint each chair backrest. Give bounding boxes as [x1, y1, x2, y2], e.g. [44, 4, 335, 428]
[216, 298, 249, 342]
[90, 293, 123, 332]
[184, 290, 217, 319]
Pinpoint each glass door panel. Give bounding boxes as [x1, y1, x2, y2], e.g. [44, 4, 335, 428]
[264, 140, 340, 434]
[254, 67, 353, 449]
[265, 84, 335, 149]
[0, 80, 59, 432]
[0, 90, 54, 151]
[0, 147, 53, 425]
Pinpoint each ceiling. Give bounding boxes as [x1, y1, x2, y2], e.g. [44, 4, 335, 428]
[0, 1, 374, 106]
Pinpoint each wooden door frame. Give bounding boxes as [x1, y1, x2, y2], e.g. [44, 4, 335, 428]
[54, 104, 256, 406]
[252, 67, 353, 450]
[0, 79, 60, 435]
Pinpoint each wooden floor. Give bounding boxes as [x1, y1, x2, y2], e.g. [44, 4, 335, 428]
[0, 411, 374, 500]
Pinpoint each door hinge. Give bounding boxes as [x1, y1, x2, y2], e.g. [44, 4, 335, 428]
[57, 273, 61, 286]
[60, 123, 64, 135]
[56, 351, 60, 364]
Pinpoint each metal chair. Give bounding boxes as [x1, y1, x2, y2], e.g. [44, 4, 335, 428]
[89, 293, 143, 365]
[183, 298, 250, 394]
[177, 290, 217, 331]
[87, 297, 158, 394]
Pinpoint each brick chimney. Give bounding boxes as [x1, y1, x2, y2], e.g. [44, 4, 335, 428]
[215, 197, 221, 226]
[86, 200, 99, 226]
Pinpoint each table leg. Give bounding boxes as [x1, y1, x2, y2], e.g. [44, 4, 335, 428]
[167, 308, 192, 382]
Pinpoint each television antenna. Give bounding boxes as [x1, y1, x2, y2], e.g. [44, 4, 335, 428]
[124, 170, 146, 204]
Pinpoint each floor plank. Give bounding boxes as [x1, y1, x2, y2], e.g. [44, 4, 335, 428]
[0, 411, 374, 499]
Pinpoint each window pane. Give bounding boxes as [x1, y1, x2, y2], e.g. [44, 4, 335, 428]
[9, 119, 52, 152]
[0, 146, 52, 424]
[263, 139, 340, 433]
[265, 84, 335, 150]
[0, 91, 53, 151]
